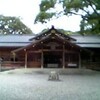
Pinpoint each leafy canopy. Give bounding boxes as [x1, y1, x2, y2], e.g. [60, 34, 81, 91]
[0, 15, 33, 34]
[35, 0, 100, 35]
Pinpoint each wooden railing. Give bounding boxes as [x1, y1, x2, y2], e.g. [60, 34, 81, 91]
[1, 61, 24, 67]
[28, 61, 41, 68]
[82, 62, 100, 70]
[1, 61, 41, 68]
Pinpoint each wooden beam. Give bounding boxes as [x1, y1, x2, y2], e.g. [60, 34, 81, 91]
[27, 50, 42, 53]
[0, 57, 2, 71]
[41, 45, 44, 68]
[27, 49, 79, 54]
[13, 53, 16, 62]
[25, 52, 27, 69]
[79, 53, 81, 69]
[41, 51, 43, 68]
[63, 45, 65, 69]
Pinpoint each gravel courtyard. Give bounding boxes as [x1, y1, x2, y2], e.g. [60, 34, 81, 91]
[0, 68, 100, 100]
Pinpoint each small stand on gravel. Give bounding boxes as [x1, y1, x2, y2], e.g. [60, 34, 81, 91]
[48, 71, 60, 81]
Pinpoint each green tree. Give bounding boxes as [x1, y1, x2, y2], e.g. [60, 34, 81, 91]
[0, 15, 33, 34]
[35, 0, 100, 35]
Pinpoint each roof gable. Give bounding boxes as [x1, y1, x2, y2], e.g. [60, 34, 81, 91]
[12, 31, 81, 53]
[29, 26, 76, 41]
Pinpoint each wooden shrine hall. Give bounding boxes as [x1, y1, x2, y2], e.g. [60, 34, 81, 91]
[12, 26, 82, 68]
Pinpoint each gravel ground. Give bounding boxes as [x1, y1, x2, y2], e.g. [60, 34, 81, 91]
[0, 69, 100, 100]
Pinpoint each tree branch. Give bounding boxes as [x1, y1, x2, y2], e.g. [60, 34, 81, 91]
[85, 0, 100, 16]
[80, 7, 91, 16]
[67, 11, 87, 20]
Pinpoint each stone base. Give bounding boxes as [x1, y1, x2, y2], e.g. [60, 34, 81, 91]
[48, 71, 59, 81]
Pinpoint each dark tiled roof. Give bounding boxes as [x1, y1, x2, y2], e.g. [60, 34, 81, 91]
[0, 34, 100, 48]
[71, 35, 100, 43]
[0, 35, 35, 42]
[71, 35, 100, 48]
[0, 35, 34, 47]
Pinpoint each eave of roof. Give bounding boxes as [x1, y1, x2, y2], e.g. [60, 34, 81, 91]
[0, 31, 100, 48]
[71, 35, 100, 43]
[12, 33, 81, 53]
[0, 42, 30, 47]
[0, 34, 35, 42]
[77, 43, 100, 48]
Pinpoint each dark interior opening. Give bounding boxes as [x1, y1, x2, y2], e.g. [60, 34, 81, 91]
[43, 52, 62, 68]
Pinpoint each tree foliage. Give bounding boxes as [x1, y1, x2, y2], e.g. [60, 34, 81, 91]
[35, 0, 100, 35]
[0, 15, 33, 35]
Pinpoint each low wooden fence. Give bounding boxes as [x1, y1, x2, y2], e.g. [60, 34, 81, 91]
[1, 61, 24, 68]
[82, 62, 100, 70]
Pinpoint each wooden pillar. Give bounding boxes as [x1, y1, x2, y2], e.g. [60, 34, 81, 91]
[0, 58, 2, 71]
[41, 51, 43, 68]
[63, 45, 65, 69]
[0, 63, 1, 72]
[25, 52, 28, 69]
[13, 53, 16, 62]
[41, 43, 43, 69]
[79, 53, 81, 69]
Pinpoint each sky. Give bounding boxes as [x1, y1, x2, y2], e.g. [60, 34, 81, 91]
[0, 0, 81, 34]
